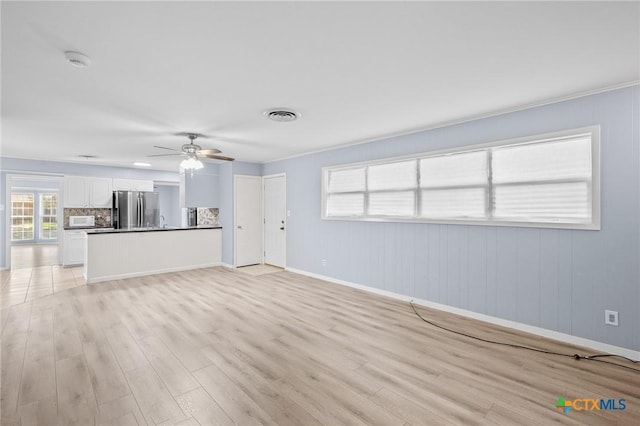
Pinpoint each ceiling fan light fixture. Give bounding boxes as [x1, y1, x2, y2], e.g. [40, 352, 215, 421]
[180, 156, 203, 171]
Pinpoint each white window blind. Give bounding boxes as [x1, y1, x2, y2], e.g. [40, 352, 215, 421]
[326, 193, 365, 217]
[328, 167, 365, 192]
[367, 160, 417, 216]
[369, 191, 415, 216]
[421, 187, 486, 219]
[322, 126, 599, 230]
[419, 151, 487, 188]
[492, 137, 592, 223]
[493, 182, 590, 221]
[326, 167, 366, 217]
[419, 150, 488, 219]
[368, 160, 416, 191]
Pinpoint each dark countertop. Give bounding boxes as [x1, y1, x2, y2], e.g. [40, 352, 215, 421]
[64, 226, 113, 230]
[86, 225, 221, 235]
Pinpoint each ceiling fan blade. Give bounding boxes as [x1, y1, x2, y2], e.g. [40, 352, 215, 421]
[153, 145, 180, 151]
[201, 154, 235, 161]
[147, 153, 184, 157]
[197, 148, 222, 155]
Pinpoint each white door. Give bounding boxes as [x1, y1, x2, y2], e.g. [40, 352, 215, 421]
[234, 175, 263, 267]
[263, 174, 286, 267]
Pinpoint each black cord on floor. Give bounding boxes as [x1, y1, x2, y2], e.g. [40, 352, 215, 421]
[409, 300, 640, 373]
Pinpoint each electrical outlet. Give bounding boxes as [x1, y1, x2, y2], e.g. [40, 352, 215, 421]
[321, 259, 327, 267]
[605, 310, 619, 326]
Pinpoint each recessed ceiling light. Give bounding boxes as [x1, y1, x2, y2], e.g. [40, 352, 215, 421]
[133, 162, 151, 167]
[64, 51, 91, 68]
[264, 109, 300, 122]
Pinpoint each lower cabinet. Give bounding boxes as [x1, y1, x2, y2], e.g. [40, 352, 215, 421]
[63, 230, 86, 266]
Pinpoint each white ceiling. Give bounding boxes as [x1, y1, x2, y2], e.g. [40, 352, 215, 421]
[2, 1, 638, 171]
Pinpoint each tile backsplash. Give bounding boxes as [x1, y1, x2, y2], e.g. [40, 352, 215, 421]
[197, 208, 219, 226]
[64, 208, 112, 228]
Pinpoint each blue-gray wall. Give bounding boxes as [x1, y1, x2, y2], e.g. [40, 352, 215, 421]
[263, 85, 640, 352]
[183, 163, 220, 208]
[154, 184, 181, 227]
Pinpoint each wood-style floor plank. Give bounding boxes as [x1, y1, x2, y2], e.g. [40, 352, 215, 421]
[0, 266, 638, 425]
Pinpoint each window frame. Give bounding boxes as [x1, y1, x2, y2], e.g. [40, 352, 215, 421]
[321, 126, 600, 230]
[11, 192, 35, 241]
[39, 193, 58, 240]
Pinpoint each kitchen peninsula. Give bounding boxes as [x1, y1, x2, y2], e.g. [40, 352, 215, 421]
[83, 226, 222, 283]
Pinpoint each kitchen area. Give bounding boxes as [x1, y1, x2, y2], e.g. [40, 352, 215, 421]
[61, 174, 222, 282]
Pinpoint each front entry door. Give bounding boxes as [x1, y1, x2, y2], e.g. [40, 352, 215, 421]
[263, 174, 286, 267]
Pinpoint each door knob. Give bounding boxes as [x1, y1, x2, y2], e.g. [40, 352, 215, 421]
[237, 225, 243, 230]
[280, 226, 285, 230]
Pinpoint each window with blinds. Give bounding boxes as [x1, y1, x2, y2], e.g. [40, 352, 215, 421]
[321, 126, 599, 230]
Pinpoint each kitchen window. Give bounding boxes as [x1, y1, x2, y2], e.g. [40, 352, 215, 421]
[321, 126, 600, 230]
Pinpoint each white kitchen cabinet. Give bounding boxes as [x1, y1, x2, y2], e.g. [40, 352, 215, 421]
[63, 230, 86, 266]
[112, 178, 154, 192]
[63, 176, 87, 207]
[63, 176, 113, 208]
[89, 178, 113, 207]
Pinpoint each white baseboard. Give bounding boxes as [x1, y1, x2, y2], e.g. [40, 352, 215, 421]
[220, 263, 235, 269]
[86, 262, 222, 284]
[285, 267, 640, 362]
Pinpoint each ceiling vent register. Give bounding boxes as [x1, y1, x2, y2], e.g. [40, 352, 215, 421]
[265, 110, 299, 122]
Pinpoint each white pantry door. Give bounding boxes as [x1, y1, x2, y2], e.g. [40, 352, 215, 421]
[263, 174, 286, 267]
[234, 175, 263, 267]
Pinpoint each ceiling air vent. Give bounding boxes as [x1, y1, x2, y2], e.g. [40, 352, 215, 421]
[265, 109, 300, 122]
[65, 51, 91, 68]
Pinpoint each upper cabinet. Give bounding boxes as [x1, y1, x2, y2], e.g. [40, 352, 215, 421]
[112, 178, 154, 192]
[64, 176, 113, 208]
[90, 178, 113, 207]
[64, 176, 87, 207]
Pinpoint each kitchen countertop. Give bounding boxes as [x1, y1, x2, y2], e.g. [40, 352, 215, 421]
[64, 226, 113, 230]
[85, 225, 221, 235]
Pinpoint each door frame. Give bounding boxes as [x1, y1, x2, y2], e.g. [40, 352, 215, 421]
[4, 173, 64, 270]
[233, 174, 263, 268]
[262, 173, 286, 268]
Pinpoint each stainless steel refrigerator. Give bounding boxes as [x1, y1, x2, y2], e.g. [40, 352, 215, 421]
[112, 191, 160, 229]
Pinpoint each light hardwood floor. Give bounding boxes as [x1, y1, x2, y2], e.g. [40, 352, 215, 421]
[1, 267, 638, 425]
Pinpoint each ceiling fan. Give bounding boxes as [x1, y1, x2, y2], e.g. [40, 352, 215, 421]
[148, 133, 235, 170]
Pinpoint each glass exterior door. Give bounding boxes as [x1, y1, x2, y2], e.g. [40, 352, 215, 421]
[40, 193, 58, 240]
[11, 193, 34, 241]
